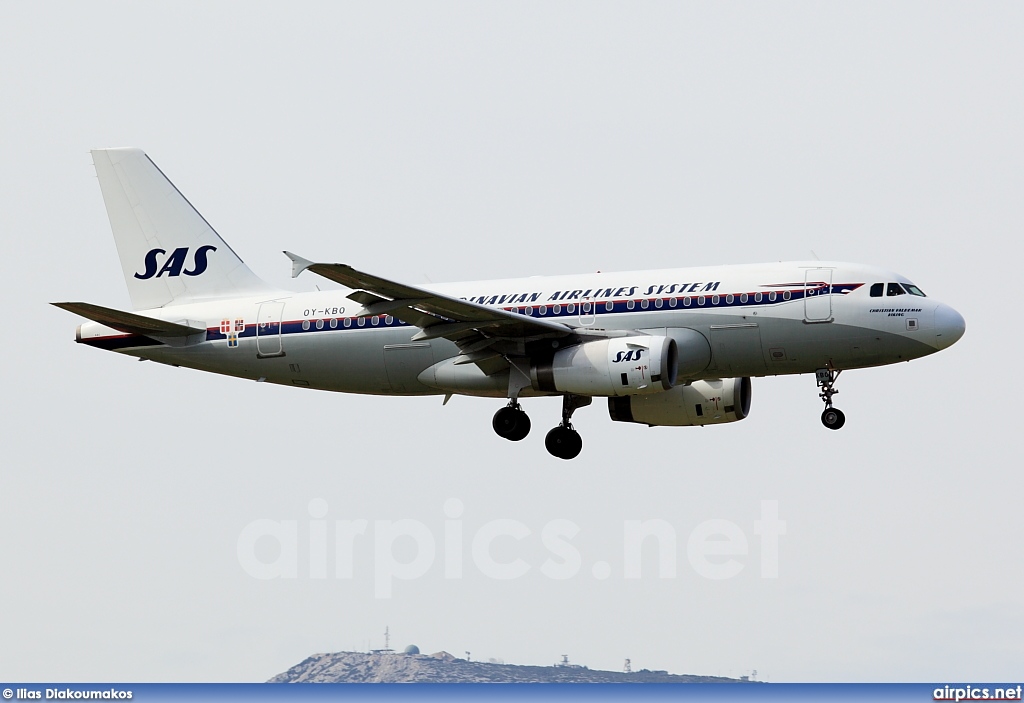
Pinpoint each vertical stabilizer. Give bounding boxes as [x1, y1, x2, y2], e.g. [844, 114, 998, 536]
[91, 148, 275, 309]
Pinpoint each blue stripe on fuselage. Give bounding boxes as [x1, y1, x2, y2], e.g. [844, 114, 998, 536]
[202, 283, 864, 341]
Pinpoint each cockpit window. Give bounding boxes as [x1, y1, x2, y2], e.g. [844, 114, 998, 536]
[886, 282, 906, 296]
[870, 283, 883, 297]
[903, 284, 926, 297]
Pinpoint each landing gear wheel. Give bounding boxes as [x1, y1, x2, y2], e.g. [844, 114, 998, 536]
[493, 405, 531, 441]
[821, 407, 846, 430]
[545, 425, 583, 460]
[815, 367, 846, 431]
[543, 394, 592, 459]
[505, 412, 531, 441]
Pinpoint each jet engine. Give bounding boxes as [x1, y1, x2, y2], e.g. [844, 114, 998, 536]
[608, 377, 751, 426]
[534, 336, 678, 397]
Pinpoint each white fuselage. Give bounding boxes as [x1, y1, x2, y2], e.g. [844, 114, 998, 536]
[75, 260, 964, 398]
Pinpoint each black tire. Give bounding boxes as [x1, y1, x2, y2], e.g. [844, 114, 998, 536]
[506, 411, 531, 441]
[545, 426, 583, 460]
[492, 406, 518, 438]
[493, 406, 530, 441]
[821, 407, 846, 430]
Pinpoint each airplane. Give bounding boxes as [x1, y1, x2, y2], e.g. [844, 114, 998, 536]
[55, 148, 966, 460]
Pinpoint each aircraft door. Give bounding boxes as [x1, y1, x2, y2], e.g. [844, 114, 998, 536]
[256, 301, 285, 357]
[579, 296, 596, 327]
[804, 269, 833, 322]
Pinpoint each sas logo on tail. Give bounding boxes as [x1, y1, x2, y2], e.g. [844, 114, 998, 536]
[135, 246, 216, 279]
[613, 349, 645, 363]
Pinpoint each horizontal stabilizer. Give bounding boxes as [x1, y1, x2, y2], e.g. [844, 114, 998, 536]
[52, 302, 205, 338]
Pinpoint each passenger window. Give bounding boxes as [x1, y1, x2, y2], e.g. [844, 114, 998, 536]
[887, 283, 906, 296]
[870, 283, 883, 297]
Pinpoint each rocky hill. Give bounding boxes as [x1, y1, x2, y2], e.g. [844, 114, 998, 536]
[269, 651, 750, 683]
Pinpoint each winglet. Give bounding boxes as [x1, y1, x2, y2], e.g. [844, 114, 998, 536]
[283, 251, 316, 278]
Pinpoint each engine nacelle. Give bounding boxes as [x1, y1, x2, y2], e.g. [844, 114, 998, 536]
[608, 377, 752, 426]
[534, 336, 677, 397]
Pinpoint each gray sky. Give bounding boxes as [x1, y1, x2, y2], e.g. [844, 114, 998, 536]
[1, 1, 1021, 683]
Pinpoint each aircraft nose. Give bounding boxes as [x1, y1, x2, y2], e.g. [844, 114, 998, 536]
[933, 303, 966, 349]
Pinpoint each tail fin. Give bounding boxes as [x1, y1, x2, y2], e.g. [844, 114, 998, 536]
[91, 148, 276, 310]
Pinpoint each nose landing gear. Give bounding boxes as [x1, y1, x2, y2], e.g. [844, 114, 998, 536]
[545, 394, 591, 460]
[816, 368, 846, 430]
[493, 401, 531, 441]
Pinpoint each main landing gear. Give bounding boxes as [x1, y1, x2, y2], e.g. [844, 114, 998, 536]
[816, 367, 846, 430]
[545, 395, 591, 460]
[492, 401, 531, 441]
[491, 395, 592, 459]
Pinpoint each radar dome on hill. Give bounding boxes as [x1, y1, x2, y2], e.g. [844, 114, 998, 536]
[403, 645, 420, 655]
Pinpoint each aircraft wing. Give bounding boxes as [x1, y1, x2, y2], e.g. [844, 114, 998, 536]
[284, 252, 573, 343]
[52, 302, 206, 338]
